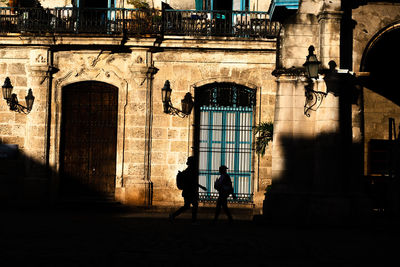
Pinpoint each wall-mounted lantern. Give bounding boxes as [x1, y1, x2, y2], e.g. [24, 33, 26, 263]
[302, 46, 327, 117]
[161, 80, 194, 118]
[2, 77, 34, 114]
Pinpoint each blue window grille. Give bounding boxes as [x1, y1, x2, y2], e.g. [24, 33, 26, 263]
[196, 83, 255, 203]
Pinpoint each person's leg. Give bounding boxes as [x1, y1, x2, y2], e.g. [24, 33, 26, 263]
[171, 198, 190, 219]
[221, 197, 233, 223]
[213, 197, 222, 222]
[191, 200, 198, 223]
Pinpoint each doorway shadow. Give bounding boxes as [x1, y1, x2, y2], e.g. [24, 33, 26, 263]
[0, 139, 120, 211]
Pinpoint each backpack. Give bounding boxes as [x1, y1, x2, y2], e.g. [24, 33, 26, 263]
[214, 175, 233, 194]
[176, 170, 185, 190]
[214, 177, 222, 191]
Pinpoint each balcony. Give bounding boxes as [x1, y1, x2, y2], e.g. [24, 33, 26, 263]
[164, 9, 280, 38]
[0, 7, 280, 39]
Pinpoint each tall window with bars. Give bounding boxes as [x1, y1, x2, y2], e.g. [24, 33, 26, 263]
[195, 83, 255, 202]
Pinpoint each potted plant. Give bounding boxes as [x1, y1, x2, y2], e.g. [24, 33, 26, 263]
[253, 121, 273, 157]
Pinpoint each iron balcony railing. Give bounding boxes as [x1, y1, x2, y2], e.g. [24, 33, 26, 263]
[0, 7, 162, 35]
[0, 7, 280, 38]
[164, 9, 280, 38]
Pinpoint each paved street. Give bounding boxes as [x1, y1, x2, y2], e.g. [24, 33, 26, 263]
[1, 206, 399, 267]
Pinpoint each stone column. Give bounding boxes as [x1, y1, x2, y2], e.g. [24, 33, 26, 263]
[268, 70, 316, 221]
[318, 10, 342, 68]
[117, 51, 155, 206]
[24, 48, 50, 203]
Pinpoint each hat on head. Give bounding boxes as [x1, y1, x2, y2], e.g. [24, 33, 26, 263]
[219, 165, 228, 171]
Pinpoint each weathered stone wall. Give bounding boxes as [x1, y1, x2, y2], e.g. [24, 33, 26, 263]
[0, 48, 29, 150]
[0, 47, 51, 204]
[0, 48, 30, 204]
[279, 0, 342, 69]
[0, 35, 277, 209]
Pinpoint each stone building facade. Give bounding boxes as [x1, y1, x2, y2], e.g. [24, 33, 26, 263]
[0, 0, 276, 213]
[1, 0, 400, 220]
[268, 0, 400, 223]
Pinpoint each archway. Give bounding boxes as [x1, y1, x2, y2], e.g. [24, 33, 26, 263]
[59, 81, 118, 197]
[362, 23, 400, 105]
[360, 23, 400, 213]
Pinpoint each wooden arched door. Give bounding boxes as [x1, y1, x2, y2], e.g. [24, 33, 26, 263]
[60, 81, 118, 197]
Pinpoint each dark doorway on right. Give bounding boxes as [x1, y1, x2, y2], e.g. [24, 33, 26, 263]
[361, 25, 400, 216]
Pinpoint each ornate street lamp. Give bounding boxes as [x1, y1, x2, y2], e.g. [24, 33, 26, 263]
[2, 77, 13, 101]
[302, 46, 327, 117]
[2, 77, 35, 114]
[161, 80, 194, 118]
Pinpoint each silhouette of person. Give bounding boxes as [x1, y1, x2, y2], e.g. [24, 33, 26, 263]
[213, 165, 235, 224]
[169, 156, 206, 224]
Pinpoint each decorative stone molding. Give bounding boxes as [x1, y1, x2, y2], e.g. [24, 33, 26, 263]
[27, 65, 49, 74]
[317, 10, 343, 22]
[29, 48, 49, 66]
[272, 67, 305, 78]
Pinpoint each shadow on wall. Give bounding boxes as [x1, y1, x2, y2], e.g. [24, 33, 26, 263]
[0, 139, 49, 207]
[262, 65, 382, 224]
[0, 140, 115, 208]
[263, 133, 377, 225]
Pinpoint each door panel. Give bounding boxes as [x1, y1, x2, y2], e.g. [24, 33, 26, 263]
[60, 81, 118, 196]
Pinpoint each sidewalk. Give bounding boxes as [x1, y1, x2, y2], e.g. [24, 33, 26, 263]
[1, 206, 399, 266]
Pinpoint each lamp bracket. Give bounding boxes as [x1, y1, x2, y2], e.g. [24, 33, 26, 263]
[165, 102, 190, 118]
[304, 82, 327, 117]
[7, 95, 32, 114]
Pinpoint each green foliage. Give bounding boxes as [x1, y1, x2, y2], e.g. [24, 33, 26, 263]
[127, 0, 150, 10]
[253, 121, 273, 157]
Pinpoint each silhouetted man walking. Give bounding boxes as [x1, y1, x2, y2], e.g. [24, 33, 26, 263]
[213, 165, 235, 224]
[169, 156, 206, 224]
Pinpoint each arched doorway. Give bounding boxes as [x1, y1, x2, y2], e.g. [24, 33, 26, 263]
[361, 24, 400, 176]
[60, 81, 118, 197]
[194, 82, 256, 202]
[361, 23, 400, 213]
[362, 24, 400, 106]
